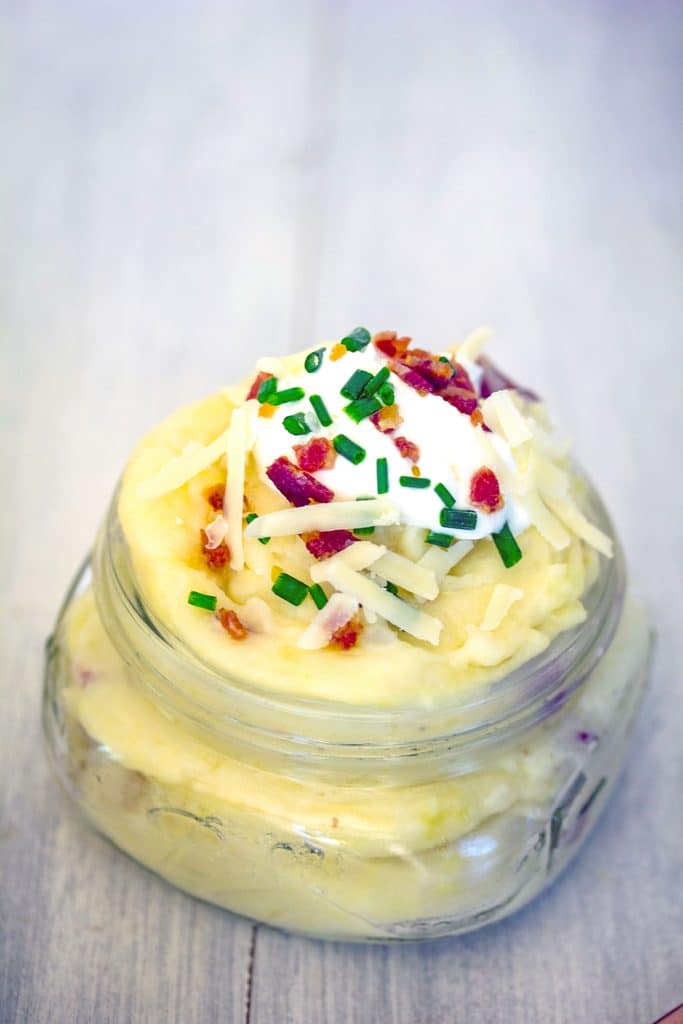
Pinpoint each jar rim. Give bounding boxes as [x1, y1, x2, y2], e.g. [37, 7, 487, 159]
[92, 469, 625, 763]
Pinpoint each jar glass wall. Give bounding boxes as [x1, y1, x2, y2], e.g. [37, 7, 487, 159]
[43, 491, 652, 942]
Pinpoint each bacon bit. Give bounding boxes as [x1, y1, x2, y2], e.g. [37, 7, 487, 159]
[331, 817, 339, 828]
[293, 436, 336, 473]
[217, 608, 248, 640]
[201, 528, 230, 569]
[469, 467, 504, 513]
[370, 404, 403, 434]
[303, 529, 356, 560]
[266, 456, 335, 507]
[247, 370, 274, 401]
[205, 485, 224, 511]
[477, 356, 539, 402]
[373, 331, 411, 359]
[394, 436, 420, 463]
[330, 343, 347, 361]
[330, 613, 364, 650]
[258, 403, 276, 418]
[388, 359, 433, 394]
[470, 408, 484, 428]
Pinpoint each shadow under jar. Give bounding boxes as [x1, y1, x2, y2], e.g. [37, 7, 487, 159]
[43, 483, 652, 942]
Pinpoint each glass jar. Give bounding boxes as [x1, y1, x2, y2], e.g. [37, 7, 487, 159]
[43, 482, 652, 942]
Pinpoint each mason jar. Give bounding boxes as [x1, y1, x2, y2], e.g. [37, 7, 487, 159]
[43, 482, 652, 942]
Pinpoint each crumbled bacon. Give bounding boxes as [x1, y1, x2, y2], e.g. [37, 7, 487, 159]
[469, 467, 504, 513]
[218, 608, 248, 640]
[201, 529, 230, 569]
[373, 331, 411, 359]
[330, 613, 364, 650]
[370, 404, 403, 433]
[303, 530, 356, 560]
[246, 370, 274, 401]
[477, 356, 539, 402]
[205, 485, 224, 511]
[293, 436, 336, 473]
[388, 359, 433, 394]
[470, 408, 484, 428]
[394, 436, 420, 463]
[266, 456, 335, 507]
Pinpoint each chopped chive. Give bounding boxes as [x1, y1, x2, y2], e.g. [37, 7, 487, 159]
[309, 583, 328, 609]
[385, 581, 399, 595]
[364, 365, 390, 397]
[440, 507, 478, 531]
[378, 382, 395, 406]
[283, 412, 311, 436]
[270, 386, 306, 406]
[353, 526, 375, 536]
[341, 327, 371, 352]
[344, 396, 381, 423]
[426, 531, 453, 548]
[257, 376, 278, 403]
[304, 348, 324, 373]
[492, 522, 523, 568]
[341, 369, 373, 400]
[272, 572, 309, 606]
[376, 457, 389, 494]
[187, 590, 217, 611]
[245, 512, 269, 543]
[399, 475, 431, 489]
[333, 434, 366, 464]
[434, 482, 456, 507]
[309, 394, 332, 427]
[439, 355, 450, 363]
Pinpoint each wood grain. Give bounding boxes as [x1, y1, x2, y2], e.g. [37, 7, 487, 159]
[1, 2, 682, 1022]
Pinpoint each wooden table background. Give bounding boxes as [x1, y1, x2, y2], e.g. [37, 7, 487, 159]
[2, 2, 682, 1022]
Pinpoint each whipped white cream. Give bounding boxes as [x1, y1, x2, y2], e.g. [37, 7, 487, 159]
[247, 344, 530, 541]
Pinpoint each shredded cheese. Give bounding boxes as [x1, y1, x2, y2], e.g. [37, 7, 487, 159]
[453, 326, 492, 362]
[480, 584, 523, 631]
[332, 542, 386, 572]
[371, 551, 438, 600]
[523, 492, 571, 550]
[546, 497, 613, 557]
[297, 593, 360, 650]
[482, 391, 532, 447]
[417, 540, 474, 582]
[224, 408, 248, 571]
[310, 561, 443, 645]
[245, 499, 399, 539]
[136, 429, 230, 500]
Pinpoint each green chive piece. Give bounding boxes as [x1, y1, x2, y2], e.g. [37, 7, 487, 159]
[440, 507, 478, 531]
[187, 590, 217, 611]
[309, 583, 328, 609]
[309, 394, 332, 427]
[272, 572, 309, 606]
[304, 348, 324, 373]
[364, 365, 390, 397]
[378, 382, 395, 406]
[257, 376, 278, 403]
[344, 396, 381, 423]
[283, 412, 311, 436]
[426, 531, 453, 548]
[341, 369, 373, 400]
[376, 457, 389, 495]
[270, 386, 306, 406]
[245, 513, 269, 543]
[333, 434, 366, 464]
[439, 355, 450, 363]
[353, 526, 375, 536]
[492, 522, 523, 568]
[399, 475, 431, 489]
[341, 327, 371, 352]
[434, 482, 456, 507]
[385, 581, 399, 595]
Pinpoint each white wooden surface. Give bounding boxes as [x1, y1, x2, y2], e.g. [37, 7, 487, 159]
[2, 2, 682, 1022]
